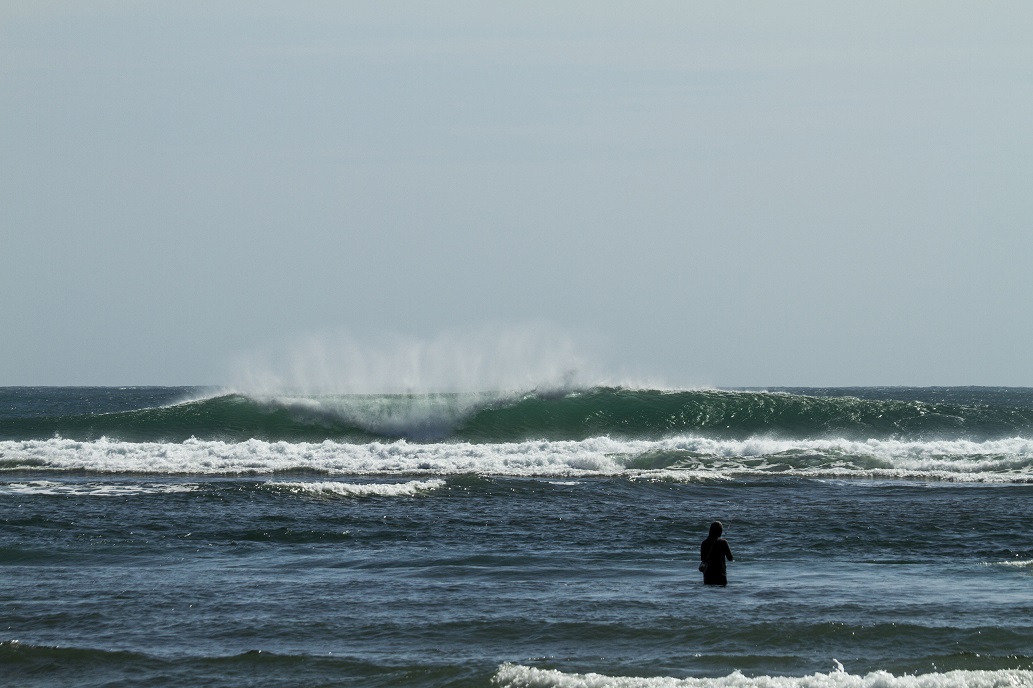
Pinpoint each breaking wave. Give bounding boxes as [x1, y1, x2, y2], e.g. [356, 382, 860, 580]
[491, 664, 1033, 688]
[3, 387, 1033, 444]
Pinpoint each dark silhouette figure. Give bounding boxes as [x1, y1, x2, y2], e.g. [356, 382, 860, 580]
[700, 521, 733, 586]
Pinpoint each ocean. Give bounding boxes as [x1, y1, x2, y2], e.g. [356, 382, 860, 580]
[1, 386, 1031, 687]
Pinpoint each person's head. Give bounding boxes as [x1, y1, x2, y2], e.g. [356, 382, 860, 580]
[708, 521, 723, 539]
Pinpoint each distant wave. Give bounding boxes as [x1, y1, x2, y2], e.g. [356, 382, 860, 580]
[3, 387, 1033, 444]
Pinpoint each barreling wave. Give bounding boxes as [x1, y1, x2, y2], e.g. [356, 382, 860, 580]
[0, 393, 379, 444]
[2, 387, 1033, 444]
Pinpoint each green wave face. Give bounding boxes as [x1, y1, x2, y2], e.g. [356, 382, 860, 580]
[455, 387, 1033, 442]
[3, 387, 1033, 444]
[0, 394, 378, 443]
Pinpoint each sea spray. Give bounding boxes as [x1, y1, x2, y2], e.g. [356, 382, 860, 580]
[225, 325, 607, 439]
[228, 325, 598, 396]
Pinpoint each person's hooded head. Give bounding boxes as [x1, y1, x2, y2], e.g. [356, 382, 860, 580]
[708, 521, 723, 539]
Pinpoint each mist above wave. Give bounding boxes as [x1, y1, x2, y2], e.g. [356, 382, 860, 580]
[225, 326, 619, 440]
[229, 326, 602, 396]
[249, 391, 513, 440]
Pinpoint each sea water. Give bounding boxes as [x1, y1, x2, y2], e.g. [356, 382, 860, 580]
[1, 386, 1031, 687]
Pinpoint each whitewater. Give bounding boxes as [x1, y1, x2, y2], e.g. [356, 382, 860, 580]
[4, 434, 1033, 482]
[2, 386, 1032, 687]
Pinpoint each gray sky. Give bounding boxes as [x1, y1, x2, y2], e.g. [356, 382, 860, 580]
[2, 1, 1031, 388]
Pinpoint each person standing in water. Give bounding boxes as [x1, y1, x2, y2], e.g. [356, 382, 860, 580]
[700, 521, 734, 586]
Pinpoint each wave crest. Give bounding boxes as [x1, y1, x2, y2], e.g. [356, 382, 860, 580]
[492, 663, 1033, 688]
[266, 478, 446, 497]
[4, 387, 1033, 445]
[3, 435, 1033, 481]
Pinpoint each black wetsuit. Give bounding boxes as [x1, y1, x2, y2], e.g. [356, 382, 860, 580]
[700, 537, 733, 586]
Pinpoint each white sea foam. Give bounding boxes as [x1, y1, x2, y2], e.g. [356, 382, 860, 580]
[491, 664, 1033, 688]
[0, 480, 198, 496]
[1, 436, 1032, 480]
[0, 437, 629, 476]
[266, 478, 445, 497]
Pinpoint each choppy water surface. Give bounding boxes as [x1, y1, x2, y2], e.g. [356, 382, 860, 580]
[1, 387, 1031, 687]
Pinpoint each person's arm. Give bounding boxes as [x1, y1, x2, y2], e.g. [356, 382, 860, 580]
[724, 541, 734, 561]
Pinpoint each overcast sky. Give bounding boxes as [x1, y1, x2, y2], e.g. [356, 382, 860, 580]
[2, 2, 1031, 388]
